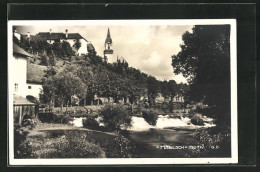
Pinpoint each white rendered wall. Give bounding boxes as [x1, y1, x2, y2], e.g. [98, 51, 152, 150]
[13, 54, 27, 97]
[105, 54, 114, 63]
[47, 40, 55, 44]
[14, 33, 21, 41]
[26, 83, 42, 99]
[77, 39, 88, 56]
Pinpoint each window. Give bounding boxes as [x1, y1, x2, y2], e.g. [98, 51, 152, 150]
[14, 83, 18, 92]
[28, 86, 32, 89]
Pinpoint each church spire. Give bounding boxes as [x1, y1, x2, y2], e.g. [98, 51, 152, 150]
[105, 28, 112, 44]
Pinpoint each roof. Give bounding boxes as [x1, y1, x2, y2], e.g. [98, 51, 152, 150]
[13, 95, 36, 105]
[37, 32, 87, 41]
[27, 64, 48, 84]
[13, 43, 31, 57]
[105, 28, 112, 44]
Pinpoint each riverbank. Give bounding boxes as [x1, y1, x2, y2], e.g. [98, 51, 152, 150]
[14, 123, 117, 158]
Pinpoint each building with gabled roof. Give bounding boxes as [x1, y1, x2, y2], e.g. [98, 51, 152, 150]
[36, 29, 89, 56]
[13, 43, 31, 98]
[26, 64, 48, 99]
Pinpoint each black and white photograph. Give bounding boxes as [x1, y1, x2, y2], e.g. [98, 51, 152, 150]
[8, 20, 237, 165]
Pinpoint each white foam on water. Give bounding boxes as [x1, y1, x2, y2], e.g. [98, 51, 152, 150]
[129, 115, 215, 131]
[70, 115, 216, 131]
[70, 117, 84, 127]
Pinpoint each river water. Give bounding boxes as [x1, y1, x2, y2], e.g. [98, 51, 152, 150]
[70, 115, 215, 131]
[70, 115, 215, 157]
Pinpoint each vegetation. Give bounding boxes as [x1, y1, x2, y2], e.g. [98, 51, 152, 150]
[99, 104, 132, 131]
[142, 109, 158, 126]
[41, 71, 87, 112]
[172, 25, 231, 126]
[82, 117, 100, 130]
[147, 76, 160, 107]
[185, 127, 231, 157]
[106, 135, 139, 158]
[15, 130, 105, 158]
[38, 113, 73, 124]
[73, 39, 81, 51]
[190, 114, 204, 126]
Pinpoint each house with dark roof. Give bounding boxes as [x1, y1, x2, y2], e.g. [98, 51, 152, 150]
[26, 64, 47, 99]
[13, 43, 31, 97]
[12, 42, 38, 126]
[36, 29, 90, 56]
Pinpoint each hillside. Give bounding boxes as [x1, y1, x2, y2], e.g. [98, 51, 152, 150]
[17, 34, 187, 106]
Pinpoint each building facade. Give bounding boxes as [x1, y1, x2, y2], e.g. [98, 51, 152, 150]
[13, 43, 31, 97]
[26, 64, 47, 100]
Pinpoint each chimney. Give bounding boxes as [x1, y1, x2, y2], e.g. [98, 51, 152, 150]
[50, 29, 52, 34]
[65, 29, 68, 38]
[27, 32, 30, 38]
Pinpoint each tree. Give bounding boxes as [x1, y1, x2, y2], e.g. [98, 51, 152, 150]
[40, 78, 56, 108]
[161, 80, 170, 102]
[171, 25, 230, 125]
[168, 80, 177, 101]
[74, 39, 81, 51]
[40, 50, 49, 66]
[41, 71, 87, 112]
[146, 76, 160, 106]
[99, 104, 132, 131]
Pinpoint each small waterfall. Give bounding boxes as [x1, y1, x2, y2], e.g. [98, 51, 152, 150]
[70, 117, 85, 127]
[129, 115, 215, 131]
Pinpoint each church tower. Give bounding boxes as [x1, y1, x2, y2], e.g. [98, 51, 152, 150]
[104, 28, 114, 63]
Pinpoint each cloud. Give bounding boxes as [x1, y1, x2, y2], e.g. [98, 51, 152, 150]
[16, 24, 192, 83]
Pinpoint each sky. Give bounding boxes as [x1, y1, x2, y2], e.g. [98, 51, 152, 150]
[16, 25, 193, 83]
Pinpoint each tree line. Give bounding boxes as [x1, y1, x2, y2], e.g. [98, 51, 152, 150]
[40, 49, 187, 111]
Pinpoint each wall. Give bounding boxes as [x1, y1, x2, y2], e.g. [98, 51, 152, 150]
[105, 54, 114, 63]
[13, 54, 27, 97]
[14, 32, 21, 41]
[26, 83, 43, 99]
[47, 40, 55, 44]
[77, 39, 88, 56]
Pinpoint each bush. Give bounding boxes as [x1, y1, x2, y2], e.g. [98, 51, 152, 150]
[53, 114, 73, 124]
[99, 104, 132, 131]
[38, 113, 72, 124]
[14, 127, 32, 158]
[83, 117, 100, 130]
[106, 135, 139, 158]
[190, 114, 204, 126]
[142, 110, 158, 126]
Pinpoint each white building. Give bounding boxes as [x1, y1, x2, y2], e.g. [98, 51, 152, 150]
[13, 28, 21, 41]
[26, 64, 47, 100]
[13, 43, 31, 97]
[37, 29, 89, 56]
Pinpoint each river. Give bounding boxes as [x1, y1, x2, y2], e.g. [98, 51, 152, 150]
[69, 114, 215, 157]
